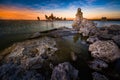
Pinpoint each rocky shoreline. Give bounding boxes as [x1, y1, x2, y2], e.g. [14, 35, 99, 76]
[72, 8, 120, 80]
[0, 8, 120, 80]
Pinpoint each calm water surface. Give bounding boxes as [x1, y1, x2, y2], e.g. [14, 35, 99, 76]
[0, 20, 120, 50]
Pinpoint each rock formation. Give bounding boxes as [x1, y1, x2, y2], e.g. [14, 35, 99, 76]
[89, 40, 120, 62]
[51, 62, 78, 80]
[87, 36, 99, 43]
[0, 37, 57, 80]
[112, 35, 120, 47]
[92, 72, 108, 80]
[72, 8, 120, 79]
[72, 8, 97, 36]
[72, 8, 83, 30]
[88, 59, 108, 71]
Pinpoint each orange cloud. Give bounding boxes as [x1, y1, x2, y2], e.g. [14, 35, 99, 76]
[0, 5, 120, 20]
[0, 5, 46, 20]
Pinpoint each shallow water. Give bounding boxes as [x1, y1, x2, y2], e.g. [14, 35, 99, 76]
[47, 34, 92, 80]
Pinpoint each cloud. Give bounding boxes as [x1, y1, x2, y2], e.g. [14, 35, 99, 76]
[86, 0, 96, 4]
[0, 4, 47, 20]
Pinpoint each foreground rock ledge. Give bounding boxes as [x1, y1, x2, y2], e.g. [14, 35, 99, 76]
[0, 37, 58, 80]
[89, 40, 120, 62]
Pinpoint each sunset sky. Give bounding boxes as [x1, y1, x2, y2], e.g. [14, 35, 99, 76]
[0, 0, 120, 20]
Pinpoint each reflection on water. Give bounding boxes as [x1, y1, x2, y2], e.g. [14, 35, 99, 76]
[51, 34, 89, 64]
[49, 34, 92, 80]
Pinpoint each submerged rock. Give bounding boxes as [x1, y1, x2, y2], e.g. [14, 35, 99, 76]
[30, 32, 41, 39]
[92, 72, 108, 80]
[89, 40, 120, 62]
[47, 27, 77, 37]
[51, 62, 78, 80]
[88, 59, 108, 71]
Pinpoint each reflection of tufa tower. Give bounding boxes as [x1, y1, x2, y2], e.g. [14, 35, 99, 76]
[76, 8, 83, 19]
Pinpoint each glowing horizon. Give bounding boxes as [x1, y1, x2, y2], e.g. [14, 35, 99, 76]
[0, 0, 120, 20]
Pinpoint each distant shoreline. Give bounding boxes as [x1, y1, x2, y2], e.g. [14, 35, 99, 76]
[0, 19, 120, 21]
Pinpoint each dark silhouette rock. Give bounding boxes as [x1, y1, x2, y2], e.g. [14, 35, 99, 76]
[37, 17, 40, 20]
[45, 13, 66, 21]
[114, 58, 120, 74]
[112, 35, 120, 47]
[92, 72, 108, 80]
[88, 59, 108, 71]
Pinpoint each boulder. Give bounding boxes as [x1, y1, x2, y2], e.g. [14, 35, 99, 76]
[87, 36, 99, 43]
[78, 18, 97, 36]
[92, 72, 108, 80]
[89, 40, 120, 62]
[51, 62, 78, 80]
[107, 25, 120, 35]
[72, 8, 98, 36]
[0, 63, 45, 80]
[97, 25, 120, 40]
[88, 59, 108, 71]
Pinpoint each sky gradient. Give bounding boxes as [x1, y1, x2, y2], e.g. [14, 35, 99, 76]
[0, 0, 120, 20]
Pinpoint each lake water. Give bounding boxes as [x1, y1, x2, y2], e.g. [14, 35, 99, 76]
[0, 20, 120, 50]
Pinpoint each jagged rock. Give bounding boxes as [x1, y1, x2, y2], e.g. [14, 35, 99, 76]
[0, 63, 45, 80]
[1, 37, 57, 69]
[92, 72, 108, 80]
[98, 25, 120, 39]
[78, 18, 97, 36]
[51, 62, 78, 80]
[87, 36, 99, 43]
[88, 59, 108, 71]
[89, 40, 120, 62]
[72, 8, 97, 36]
[98, 33, 113, 40]
[112, 35, 120, 47]
[22, 70, 45, 80]
[0, 37, 57, 80]
[107, 25, 120, 35]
